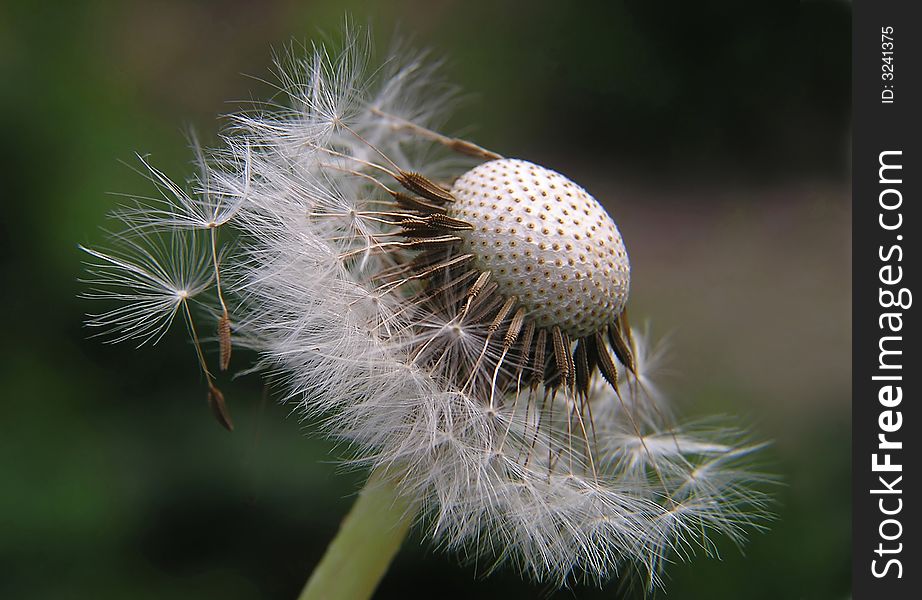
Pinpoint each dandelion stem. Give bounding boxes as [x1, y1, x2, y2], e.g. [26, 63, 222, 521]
[298, 470, 416, 600]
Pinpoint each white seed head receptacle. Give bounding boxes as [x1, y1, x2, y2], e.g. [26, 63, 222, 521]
[450, 158, 629, 338]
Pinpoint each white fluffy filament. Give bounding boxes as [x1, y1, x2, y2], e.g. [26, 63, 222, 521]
[81, 26, 770, 589]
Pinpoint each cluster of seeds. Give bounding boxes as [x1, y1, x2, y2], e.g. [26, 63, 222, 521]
[81, 33, 769, 588]
[373, 151, 636, 399]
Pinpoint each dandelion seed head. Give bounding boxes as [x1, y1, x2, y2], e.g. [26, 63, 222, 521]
[80, 24, 770, 590]
[449, 158, 630, 338]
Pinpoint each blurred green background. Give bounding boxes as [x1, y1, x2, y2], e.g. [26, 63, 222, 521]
[0, 1, 850, 598]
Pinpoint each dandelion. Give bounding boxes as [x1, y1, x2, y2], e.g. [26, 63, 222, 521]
[81, 25, 770, 599]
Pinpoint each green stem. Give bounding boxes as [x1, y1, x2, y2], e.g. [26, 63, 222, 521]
[298, 470, 416, 600]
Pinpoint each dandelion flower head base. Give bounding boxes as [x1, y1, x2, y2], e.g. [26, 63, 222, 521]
[81, 27, 769, 590]
[360, 149, 636, 406]
[450, 159, 630, 338]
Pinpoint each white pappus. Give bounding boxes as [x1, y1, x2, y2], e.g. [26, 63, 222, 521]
[80, 27, 771, 589]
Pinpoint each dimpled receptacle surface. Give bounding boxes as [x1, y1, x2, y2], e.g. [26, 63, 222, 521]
[448, 158, 630, 338]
